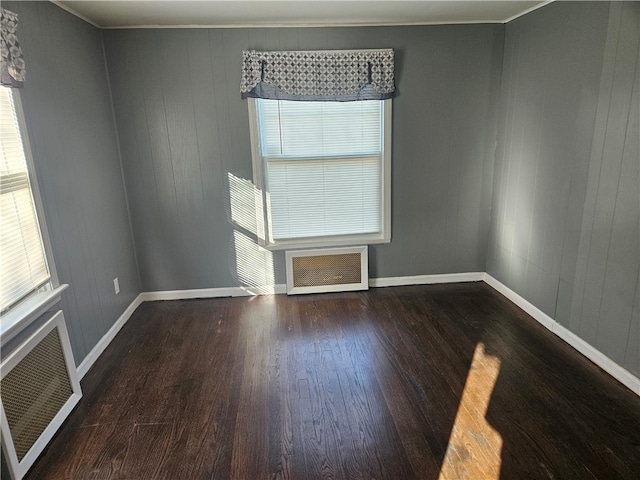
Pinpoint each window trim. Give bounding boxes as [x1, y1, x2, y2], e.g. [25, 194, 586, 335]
[0, 89, 65, 346]
[248, 98, 392, 251]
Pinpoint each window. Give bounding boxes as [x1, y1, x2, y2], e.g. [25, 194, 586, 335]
[0, 87, 56, 320]
[249, 98, 391, 250]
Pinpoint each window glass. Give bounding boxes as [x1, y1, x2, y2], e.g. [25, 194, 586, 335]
[250, 98, 391, 248]
[0, 88, 51, 312]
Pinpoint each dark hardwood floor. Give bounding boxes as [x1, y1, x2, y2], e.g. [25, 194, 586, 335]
[26, 283, 640, 479]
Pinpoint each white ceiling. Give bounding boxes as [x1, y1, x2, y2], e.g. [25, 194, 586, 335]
[54, 1, 550, 29]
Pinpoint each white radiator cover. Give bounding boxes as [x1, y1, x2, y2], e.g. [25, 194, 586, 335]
[1, 310, 82, 480]
[285, 246, 369, 295]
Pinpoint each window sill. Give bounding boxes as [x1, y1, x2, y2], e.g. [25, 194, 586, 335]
[260, 233, 391, 251]
[0, 284, 69, 348]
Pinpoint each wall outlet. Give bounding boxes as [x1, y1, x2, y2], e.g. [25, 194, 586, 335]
[113, 277, 120, 295]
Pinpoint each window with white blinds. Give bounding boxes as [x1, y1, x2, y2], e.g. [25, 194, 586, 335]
[250, 98, 391, 249]
[0, 87, 51, 312]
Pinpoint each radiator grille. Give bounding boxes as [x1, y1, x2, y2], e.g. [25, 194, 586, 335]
[1, 328, 73, 461]
[292, 253, 362, 288]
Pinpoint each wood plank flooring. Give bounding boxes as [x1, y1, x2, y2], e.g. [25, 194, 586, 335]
[25, 283, 640, 479]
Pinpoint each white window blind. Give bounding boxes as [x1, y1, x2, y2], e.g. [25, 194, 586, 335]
[255, 99, 387, 243]
[259, 100, 382, 157]
[0, 87, 50, 312]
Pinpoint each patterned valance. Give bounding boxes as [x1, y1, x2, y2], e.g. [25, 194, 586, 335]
[1, 8, 25, 88]
[241, 49, 395, 101]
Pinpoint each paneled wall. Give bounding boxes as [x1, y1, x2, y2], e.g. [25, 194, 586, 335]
[3, 2, 140, 364]
[103, 25, 504, 291]
[7, 0, 636, 381]
[487, 1, 639, 376]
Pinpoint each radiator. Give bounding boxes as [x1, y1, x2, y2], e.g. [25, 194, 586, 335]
[285, 246, 369, 294]
[1, 310, 82, 480]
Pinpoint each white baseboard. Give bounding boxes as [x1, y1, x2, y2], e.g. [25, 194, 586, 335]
[75, 285, 287, 379]
[138, 274, 484, 300]
[483, 274, 640, 396]
[74, 275, 480, 377]
[139, 284, 287, 302]
[76, 293, 144, 379]
[76, 273, 640, 397]
[369, 272, 485, 288]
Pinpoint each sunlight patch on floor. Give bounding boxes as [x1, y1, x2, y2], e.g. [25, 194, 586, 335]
[438, 342, 503, 480]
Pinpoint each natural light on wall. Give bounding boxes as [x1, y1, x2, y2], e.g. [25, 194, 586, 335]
[227, 172, 275, 294]
[228, 172, 263, 238]
[232, 230, 275, 295]
[439, 342, 503, 480]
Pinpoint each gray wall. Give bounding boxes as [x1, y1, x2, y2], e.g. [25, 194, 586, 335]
[102, 25, 504, 291]
[487, 1, 639, 376]
[4, 2, 141, 365]
[7, 0, 637, 381]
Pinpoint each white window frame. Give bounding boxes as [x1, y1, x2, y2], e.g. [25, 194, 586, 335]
[248, 98, 392, 251]
[0, 89, 67, 347]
